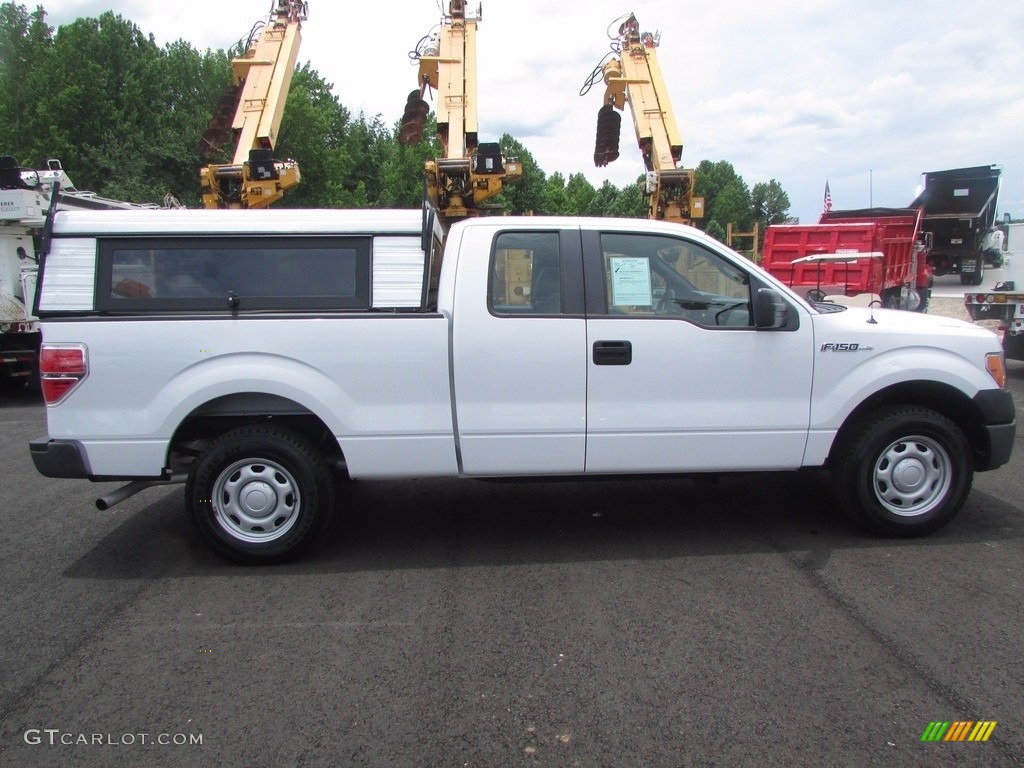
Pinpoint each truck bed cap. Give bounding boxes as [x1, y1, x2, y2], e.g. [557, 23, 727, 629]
[52, 208, 427, 236]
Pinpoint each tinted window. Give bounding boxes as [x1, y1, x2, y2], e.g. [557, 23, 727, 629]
[489, 232, 562, 315]
[600, 233, 752, 327]
[98, 237, 370, 311]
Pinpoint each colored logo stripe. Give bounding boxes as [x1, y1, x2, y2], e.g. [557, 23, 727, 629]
[968, 721, 997, 742]
[921, 721, 996, 742]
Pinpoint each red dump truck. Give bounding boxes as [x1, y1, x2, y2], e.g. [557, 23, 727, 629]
[761, 207, 931, 311]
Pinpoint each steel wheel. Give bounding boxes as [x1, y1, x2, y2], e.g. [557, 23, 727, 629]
[870, 434, 952, 517]
[187, 425, 334, 564]
[212, 458, 302, 543]
[833, 405, 972, 537]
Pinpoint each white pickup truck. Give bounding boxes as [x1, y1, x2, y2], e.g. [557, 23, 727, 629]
[29, 208, 1016, 563]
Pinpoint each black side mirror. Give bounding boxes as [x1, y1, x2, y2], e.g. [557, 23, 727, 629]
[754, 288, 789, 330]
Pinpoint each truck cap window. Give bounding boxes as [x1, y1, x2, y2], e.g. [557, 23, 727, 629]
[97, 236, 370, 312]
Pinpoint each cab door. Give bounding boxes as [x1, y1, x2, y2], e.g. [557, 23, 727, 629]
[582, 229, 814, 473]
[451, 225, 588, 475]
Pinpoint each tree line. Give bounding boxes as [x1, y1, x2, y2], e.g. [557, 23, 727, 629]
[0, 3, 791, 244]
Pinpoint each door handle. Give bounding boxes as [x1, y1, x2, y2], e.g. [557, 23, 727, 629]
[593, 340, 632, 365]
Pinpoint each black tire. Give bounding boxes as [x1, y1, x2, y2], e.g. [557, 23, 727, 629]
[186, 425, 335, 564]
[914, 290, 929, 313]
[833, 406, 972, 537]
[0, 369, 27, 392]
[1004, 333, 1024, 362]
[959, 268, 984, 286]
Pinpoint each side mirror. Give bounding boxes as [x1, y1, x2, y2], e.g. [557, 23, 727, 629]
[754, 288, 789, 330]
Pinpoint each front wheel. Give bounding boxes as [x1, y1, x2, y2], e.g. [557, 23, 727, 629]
[186, 425, 335, 564]
[833, 406, 972, 536]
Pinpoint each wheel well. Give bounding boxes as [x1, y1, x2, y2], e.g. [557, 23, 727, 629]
[830, 381, 991, 469]
[167, 393, 346, 478]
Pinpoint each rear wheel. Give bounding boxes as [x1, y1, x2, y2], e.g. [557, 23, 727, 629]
[959, 266, 984, 286]
[186, 425, 334, 564]
[833, 406, 972, 536]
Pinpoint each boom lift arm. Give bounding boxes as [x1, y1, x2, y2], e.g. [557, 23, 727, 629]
[198, 0, 308, 209]
[399, 0, 521, 225]
[582, 13, 703, 225]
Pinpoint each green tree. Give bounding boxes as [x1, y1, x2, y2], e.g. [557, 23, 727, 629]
[495, 133, 545, 215]
[564, 172, 597, 215]
[605, 179, 647, 218]
[751, 179, 791, 247]
[694, 160, 741, 228]
[541, 171, 568, 214]
[0, 3, 53, 156]
[275, 64, 364, 208]
[590, 180, 619, 216]
[712, 178, 754, 232]
[44, 13, 165, 192]
[376, 114, 441, 208]
[704, 219, 727, 242]
[152, 41, 234, 205]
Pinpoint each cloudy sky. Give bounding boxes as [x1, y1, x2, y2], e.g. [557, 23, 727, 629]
[42, 0, 1024, 223]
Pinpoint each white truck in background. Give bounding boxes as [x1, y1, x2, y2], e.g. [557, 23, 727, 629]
[28, 207, 1015, 564]
[0, 156, 165, 391]
[965, 220, 1024, 361]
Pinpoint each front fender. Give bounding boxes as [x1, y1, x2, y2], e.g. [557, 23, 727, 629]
[804, 346, 1000, 465]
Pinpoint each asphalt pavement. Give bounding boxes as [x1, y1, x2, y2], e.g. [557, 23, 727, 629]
[0, 345, 1022, 767]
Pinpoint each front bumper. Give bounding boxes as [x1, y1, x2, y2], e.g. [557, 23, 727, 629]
[972, 389, 1016, 471]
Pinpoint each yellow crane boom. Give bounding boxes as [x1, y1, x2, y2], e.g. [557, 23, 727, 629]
[584, 13, 703, 225]
[399, 0, 521, 225]
[198, 0, 307, 209]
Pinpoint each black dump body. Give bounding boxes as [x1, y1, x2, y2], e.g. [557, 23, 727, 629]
[819, 207, 921, 223]
[909, 165, 1001, 282]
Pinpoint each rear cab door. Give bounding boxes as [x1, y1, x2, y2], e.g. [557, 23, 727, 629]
[450, 222, 587, 475]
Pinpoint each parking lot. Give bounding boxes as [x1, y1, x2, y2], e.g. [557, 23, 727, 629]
[1, 353, 1022, 767]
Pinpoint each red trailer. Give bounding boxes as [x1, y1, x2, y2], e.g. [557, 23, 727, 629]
[761, 208, 932, 311]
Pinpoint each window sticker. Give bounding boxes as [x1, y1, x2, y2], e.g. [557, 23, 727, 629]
[609, 256, 653, 306]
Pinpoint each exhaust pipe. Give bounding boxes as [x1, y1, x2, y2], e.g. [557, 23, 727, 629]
[95, 473, 188, 511]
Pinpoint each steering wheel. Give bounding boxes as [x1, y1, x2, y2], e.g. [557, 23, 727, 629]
[714, 301, 750, 326]
[657, 288, 681, 315]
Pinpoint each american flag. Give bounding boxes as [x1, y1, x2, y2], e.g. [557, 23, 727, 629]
[823, 180, 833, 212]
